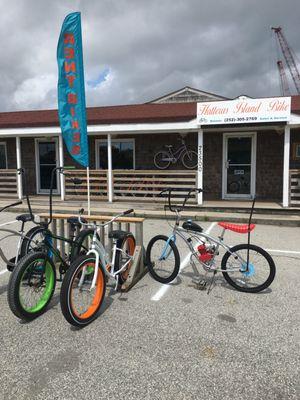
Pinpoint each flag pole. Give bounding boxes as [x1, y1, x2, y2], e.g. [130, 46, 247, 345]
[87, 166, 91, 215]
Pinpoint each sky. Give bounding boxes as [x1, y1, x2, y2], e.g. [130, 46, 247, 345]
[0, 0, 300, 112]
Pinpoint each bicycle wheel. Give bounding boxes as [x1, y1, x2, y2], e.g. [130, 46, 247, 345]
[146, 235, 180, 284]
[114, 233, 136, 286]
[7, 251, 56, 320]
[221, 244, 276, 293]
[20, 226, 47, 256]
[71, 229, 99, 261]
[181, 150, 198, 169]
[154, 151, 171, 169]
[60, 255, 106, 327]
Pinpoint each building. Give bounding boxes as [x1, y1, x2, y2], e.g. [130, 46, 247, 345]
[0, 87, 299, 206]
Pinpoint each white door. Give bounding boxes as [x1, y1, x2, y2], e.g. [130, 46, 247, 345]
[36, 139, 59, 194]
[223, 133, 256, 199]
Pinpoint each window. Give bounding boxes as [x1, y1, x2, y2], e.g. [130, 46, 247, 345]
[292, 143, 300, 160]
[97, 139, 134, 169]
[0, 143, 7, 169]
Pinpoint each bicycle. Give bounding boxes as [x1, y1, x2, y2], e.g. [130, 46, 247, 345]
[7, 166, 97, 321]
[0, 168, 46, 272]
[146, 188, 276, 293]
[60, 208, 136, 327]
[153, 138, 198, 170]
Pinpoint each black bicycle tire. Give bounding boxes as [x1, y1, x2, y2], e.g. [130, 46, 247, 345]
[71, 229, 100, 261]
[154, 151, 171, 170]
[146, 235, 180, 284]
[7, 251, 56, 320]
[114, 233, 136, 285]
[221, 244, 276, 293]
[181, 150, 198, 169]
[20, 226, 47, 257]
[60, 255, 106, 327]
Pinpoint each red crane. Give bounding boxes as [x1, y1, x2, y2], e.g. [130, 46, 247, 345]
[272, 26, 300, 95]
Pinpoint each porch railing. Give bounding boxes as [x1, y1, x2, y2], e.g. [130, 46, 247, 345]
[0, 169, 18, 198]
[65, 169, 197, 203]
[289, 169, 300, 206]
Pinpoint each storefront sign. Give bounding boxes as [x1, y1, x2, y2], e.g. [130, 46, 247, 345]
[197, 97, 291, 125]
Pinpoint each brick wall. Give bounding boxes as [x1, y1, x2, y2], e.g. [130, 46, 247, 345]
[203, 132, 223, 200]
[21, 138, 36, 195]
[256, 131, 283, 200]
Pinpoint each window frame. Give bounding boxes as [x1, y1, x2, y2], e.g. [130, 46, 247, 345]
[95, 138, 136, 170]
[0, 142, 8, 169]
[292, 142, 300, 160]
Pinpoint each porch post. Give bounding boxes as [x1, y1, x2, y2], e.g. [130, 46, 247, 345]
[282, 125, 290, 207]
[197, 129, 203, 205]
[58, 134, 65, 200]
[16, 136, 22, 199]
[107, 133, 113, 202]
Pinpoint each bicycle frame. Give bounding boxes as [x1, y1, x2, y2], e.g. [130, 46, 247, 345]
[168, 224, 250, 274]
[84, 229, 133, 291]
[166, 143, 187, 162]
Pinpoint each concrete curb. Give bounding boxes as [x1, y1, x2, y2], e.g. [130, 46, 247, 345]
[8, 205, 300, 227]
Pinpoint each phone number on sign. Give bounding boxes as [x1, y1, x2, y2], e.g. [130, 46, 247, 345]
[224, 117, 258, 122]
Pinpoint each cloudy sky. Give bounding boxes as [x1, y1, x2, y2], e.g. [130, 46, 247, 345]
[0, 0, 299, 112]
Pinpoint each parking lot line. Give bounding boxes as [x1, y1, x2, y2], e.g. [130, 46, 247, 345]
[266, 249, 300, 254]
[0, 269, 7, 276]
[151, 222, 216, 302]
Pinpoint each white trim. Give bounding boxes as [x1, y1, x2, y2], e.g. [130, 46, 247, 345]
[107, 134, 113, 202]
[0, 141, 8, 169]
[222, 132, 257, 199]
[282, 125, 290, 207]
[16, 137, 22, 199]
[95, 137, 136, 169]
[58, 135, 65, 200]
[35, 138, 60, 195]
[197, 130, 203, 205]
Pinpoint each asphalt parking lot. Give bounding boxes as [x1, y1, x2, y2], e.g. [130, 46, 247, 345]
[0, 212, 299, 400]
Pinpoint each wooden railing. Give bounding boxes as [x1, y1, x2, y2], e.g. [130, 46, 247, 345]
[65, 169, 108, 200]
[64, 169, 197, 203]
[0, 169, 18, 198]
[289, 169, 300, 206]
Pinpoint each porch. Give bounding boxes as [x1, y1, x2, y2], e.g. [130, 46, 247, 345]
[1, 168, 300, 207]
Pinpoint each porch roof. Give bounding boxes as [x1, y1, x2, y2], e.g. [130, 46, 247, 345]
[0, 95, 300, 130]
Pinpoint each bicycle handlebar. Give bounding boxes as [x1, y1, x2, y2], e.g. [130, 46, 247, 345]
[0, 201, 22, 213]
[159, 187, 203, 213]
[78, 208, 135, 228]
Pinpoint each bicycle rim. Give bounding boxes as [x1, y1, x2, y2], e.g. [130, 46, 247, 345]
[69, 259, 105, 320]
[117, 235, 135, 284]
[148, 237, 178, 282]
[19, 258, 55, 313]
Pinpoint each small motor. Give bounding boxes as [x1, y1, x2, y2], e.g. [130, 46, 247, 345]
[197, 243, 215, 263]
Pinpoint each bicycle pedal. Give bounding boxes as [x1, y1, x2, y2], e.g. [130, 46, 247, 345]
[195, 280, 207, 290]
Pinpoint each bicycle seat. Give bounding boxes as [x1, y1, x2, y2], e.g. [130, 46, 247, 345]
[16, 214, 33, 223]
[165, 145, 173, 148]
[218, 222, 255, 233]
[182, 220, 203, 233]
[67, 216, 88, 227]
[108, 230, 128, 240]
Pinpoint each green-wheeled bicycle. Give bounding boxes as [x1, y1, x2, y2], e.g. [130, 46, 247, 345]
[7, 166, 96, 321]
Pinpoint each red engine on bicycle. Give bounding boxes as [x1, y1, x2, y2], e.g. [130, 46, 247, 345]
[197, 244, 214, 263]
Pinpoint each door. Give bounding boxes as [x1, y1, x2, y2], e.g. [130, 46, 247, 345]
[36, 139, 59, 194]
[223, 133, 256, 199]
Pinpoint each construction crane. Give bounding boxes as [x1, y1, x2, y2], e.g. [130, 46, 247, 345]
[276, 60, 291, 96]
[272, 26, 300, 95]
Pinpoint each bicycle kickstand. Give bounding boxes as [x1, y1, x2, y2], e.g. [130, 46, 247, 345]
[207, 271, 217, 295]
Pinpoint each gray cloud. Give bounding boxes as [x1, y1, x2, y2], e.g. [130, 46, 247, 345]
[0, 0, 299, 111]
